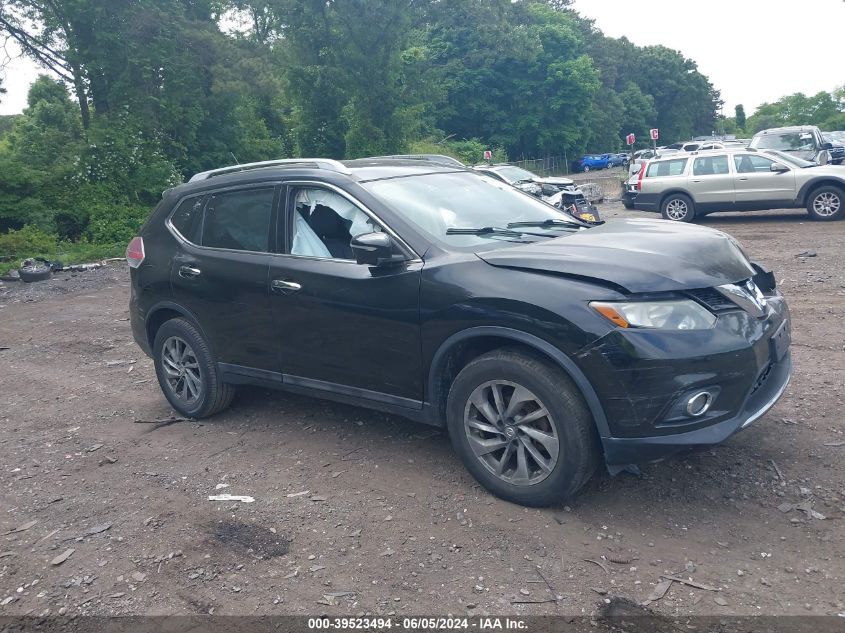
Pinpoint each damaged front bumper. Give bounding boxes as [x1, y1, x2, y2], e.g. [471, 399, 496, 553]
[573, 293, 792, 467]
[602, 351, 791, 466]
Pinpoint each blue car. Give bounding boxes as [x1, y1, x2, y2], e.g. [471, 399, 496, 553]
[606, 153, 629, 168]
[573, 154, 611, 172]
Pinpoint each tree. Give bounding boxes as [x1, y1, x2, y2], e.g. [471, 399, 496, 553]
[734, 104, 746, 131]
[745, 91, 843, 133]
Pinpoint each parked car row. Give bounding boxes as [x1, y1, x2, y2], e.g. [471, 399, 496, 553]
[571, 152, 629, 172]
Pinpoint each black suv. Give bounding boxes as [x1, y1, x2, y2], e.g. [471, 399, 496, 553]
[128, 158, 792, 506]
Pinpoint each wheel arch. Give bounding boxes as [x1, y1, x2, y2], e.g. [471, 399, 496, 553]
[659, 188, 695, 209]
[797, 178, 845, 205]
[145, 301, 210, 351]
[427, 326, 611, 439]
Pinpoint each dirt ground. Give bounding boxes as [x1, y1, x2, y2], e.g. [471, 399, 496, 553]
[0, 202, 843, 621]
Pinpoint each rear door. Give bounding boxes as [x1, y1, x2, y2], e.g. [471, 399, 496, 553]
[688, 154, 734, 209]
[170, 185, 279, 372]
[732, 153, 796, 208]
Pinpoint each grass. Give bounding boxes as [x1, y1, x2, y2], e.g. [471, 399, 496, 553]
[0, 240, 126, 276]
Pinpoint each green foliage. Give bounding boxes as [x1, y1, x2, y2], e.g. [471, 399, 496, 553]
[746, 91, 844, 133]
[0, 0, 739, 261]
[0, 115, 21, 138]
[734, 104, 746, 132]
[408, 138, 508, 166]
[0, 225, 127, 275]
[0, 225, 56, 263]
[85, 202, 150, 244]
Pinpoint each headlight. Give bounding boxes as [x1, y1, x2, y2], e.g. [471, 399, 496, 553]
[590, 300, 716, 330]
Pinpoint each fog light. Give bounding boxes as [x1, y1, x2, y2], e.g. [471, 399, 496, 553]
[685, 391, 712, 417]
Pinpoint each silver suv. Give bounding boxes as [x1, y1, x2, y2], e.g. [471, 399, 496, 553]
[629, 148, 845, 222]
[749, 126, 833, 164]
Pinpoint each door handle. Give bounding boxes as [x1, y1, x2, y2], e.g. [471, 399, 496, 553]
[178, 265, 201, 278]
[272, 279, 302, 293]
[738, 177, 749, 181]
[691, 179, 701, 183]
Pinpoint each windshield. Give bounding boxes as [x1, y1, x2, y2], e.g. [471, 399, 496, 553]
[490, 165, 536, 183]
[753, 131, 816, 151]
[762, 150, 815, 168]
[362, 172, 578, 249]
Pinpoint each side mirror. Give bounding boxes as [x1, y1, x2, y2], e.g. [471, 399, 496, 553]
[821, 142, 833, 151]
[770, 163, 789, 172]
[350, 232, 405, 267]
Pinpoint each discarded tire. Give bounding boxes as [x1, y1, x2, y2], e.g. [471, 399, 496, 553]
[18, 258, 53, 283]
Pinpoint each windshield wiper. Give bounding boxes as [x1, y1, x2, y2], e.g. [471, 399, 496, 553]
[507, 218, 583, 229]
[446, 226, 525, 237]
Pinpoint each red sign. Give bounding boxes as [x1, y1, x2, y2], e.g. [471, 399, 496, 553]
[483, 150, 492, 160]
[650, 128, 659, 140]
[625, 133, 635, 146]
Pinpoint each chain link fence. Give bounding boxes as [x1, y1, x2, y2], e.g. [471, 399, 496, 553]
[509, 156, 569, 177]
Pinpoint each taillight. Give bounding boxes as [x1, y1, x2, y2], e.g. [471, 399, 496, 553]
[126, 236, 145, 268]
[636, 162, 647, 191]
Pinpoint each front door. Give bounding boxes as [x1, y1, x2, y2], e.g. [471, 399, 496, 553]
[732, 154, 796, 208]
[268, 184, 424, 405]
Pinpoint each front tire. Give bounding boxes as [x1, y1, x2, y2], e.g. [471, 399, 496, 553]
[153, 318, 235, 418]
[806, 186, 843, 221]
[661, 193, 695, 222]
[446, 349, 599, 507]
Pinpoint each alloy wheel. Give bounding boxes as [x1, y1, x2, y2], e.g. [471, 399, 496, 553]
[665, 198, 688, 220]
[812, 192, 840, 217]
[463, 380, 559, 486]
[161, 336, 202, 404]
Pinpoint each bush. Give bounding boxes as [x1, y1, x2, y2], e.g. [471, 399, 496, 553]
[85, 202, 151, 244]
[0, 225, 57, 264]
[408, 137, 508, 166]
[0, 224, 130, 275]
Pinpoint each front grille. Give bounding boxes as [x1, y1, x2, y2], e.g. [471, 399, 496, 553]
[687, 287, 737, 312]
[750, 363, 773, 395]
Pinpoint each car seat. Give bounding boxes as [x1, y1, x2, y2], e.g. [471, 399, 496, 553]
[306, 205, 354, 259]
[738, 156, 755, 174]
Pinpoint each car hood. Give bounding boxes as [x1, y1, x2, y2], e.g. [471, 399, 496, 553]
[535, 176, 575, 187]
[476, 218, 756, 293]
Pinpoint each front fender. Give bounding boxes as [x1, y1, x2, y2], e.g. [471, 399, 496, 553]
[426, 325, 611, 440]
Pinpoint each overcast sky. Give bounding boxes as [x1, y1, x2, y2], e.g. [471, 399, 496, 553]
[1, 1, 842, 116]
[570, 0, 843, 114]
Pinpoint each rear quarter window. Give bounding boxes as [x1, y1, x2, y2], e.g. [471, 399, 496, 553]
[169, 195, 205, 243]
[645, 158, 688, 177]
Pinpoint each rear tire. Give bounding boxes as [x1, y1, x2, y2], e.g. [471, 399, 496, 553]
[153, 318, 235, 418]
[806, 185, 843, 221]
[661, 193, 695, 222]
[446, 348, 599, 507]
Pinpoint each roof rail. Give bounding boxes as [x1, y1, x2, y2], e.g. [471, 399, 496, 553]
[188, 158, 351, 182]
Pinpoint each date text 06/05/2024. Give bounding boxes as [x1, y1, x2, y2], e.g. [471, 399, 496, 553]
[306, 617, 528, 630]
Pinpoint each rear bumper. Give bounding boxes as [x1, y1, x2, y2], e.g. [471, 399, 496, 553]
[602, 351, 791, 465]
